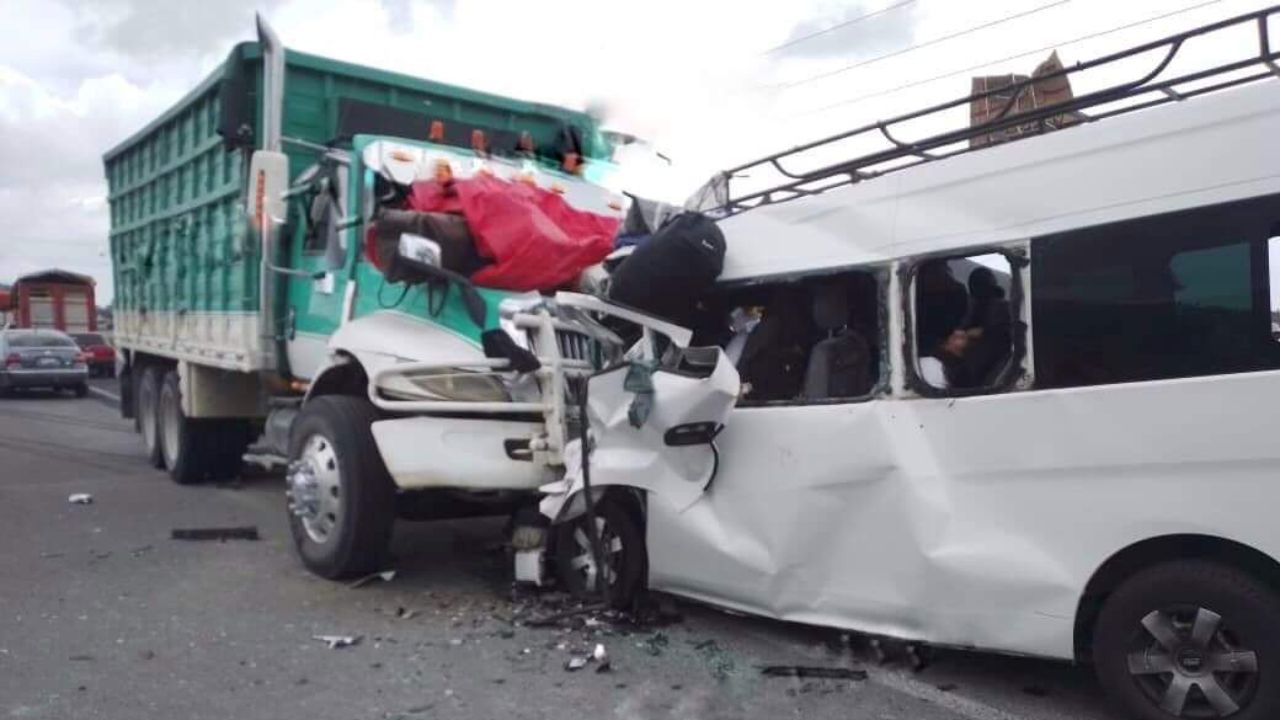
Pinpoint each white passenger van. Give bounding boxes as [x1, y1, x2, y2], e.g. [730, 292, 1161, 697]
[540, 8, 1280, 720]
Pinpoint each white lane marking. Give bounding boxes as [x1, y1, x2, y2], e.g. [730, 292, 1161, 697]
[88, 385, 120, 403]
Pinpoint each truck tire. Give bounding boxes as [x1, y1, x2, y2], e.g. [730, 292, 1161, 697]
[136, 366, 164, 469]
[1093, 559, 1280, 720]
[553, 494, 646, 609]
[286, 396, 395, 580]
[159, 369, 203, 484]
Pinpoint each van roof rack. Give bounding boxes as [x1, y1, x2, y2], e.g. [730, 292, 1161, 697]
[702, 5, 1280, 217]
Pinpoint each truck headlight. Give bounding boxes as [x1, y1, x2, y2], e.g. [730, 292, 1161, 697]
[383, 370, 511, 402]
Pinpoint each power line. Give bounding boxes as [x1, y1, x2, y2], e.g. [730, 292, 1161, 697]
[761, 0, 918, 56]
[766, 0, 1072, 91]
[794, 0, 1225, 117]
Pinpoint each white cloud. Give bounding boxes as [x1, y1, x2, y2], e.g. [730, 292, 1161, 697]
[0, 0, 1274, 303]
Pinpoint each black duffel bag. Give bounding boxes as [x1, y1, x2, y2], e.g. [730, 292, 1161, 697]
[607, 211, 726, 326]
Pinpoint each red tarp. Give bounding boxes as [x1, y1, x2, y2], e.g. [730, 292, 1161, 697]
[408, 174, 618, 292]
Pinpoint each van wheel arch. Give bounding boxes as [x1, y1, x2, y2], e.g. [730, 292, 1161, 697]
[1074, 534, 1280, 662]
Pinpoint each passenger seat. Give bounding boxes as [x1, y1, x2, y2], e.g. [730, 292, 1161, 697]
[802, 284, 871, 399]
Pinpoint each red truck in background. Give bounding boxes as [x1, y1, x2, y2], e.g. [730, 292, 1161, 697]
[4, 270, 115, 376]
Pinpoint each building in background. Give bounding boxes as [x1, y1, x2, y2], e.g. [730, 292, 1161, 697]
[9, 270, 97, 333]
[970, 51, 1084, 148]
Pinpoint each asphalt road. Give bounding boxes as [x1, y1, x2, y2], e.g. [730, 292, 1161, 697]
[0, 385, 1126, 720]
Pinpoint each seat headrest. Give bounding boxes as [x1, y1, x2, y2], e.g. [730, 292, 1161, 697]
[811, 283, 849, 331]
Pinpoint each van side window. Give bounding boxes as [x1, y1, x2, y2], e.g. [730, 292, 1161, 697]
[1032, 194, 1280, 388]
[913, 253, 1015, 392]
[707, 269, 881, 404]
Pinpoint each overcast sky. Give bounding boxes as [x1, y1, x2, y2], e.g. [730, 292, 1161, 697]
[0, 0, 1272, 303]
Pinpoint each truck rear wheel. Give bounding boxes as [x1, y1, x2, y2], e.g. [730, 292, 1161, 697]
[136, 366, 164, 469]
[159, 370, 206, 484]
[1093, 559, 1280, 720]
[286, 396, 395, 580]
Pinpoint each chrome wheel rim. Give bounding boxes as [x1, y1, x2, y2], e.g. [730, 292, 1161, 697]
[1128, 605, 1259, 718]
[567, 516, 623, 592]
[287, 434, 342, 545]
[160, 385, 180, 468]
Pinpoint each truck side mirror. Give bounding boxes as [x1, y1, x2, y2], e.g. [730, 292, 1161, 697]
[247, 150, 289, 233]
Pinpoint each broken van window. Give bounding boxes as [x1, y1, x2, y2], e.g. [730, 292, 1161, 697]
[914, 253, 1014, 392]
[711, 270, 880, 404]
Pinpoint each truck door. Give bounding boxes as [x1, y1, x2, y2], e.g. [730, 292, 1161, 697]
[283, 157, 351, 380]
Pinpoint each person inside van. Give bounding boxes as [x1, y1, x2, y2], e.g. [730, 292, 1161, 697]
[959, 267, 1013, 384]
[919, 327, 976, 389]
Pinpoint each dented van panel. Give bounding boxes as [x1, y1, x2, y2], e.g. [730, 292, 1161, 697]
[643, 367, 1280, 659]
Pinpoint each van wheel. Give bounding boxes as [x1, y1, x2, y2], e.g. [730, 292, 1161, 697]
[553, 494, 646, 608]
[286, 396, 395, 580]
[1094, 560, 1280, 720]
[136, 366, 164, 469]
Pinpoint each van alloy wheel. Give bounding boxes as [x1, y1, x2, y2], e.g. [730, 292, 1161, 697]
[565, 516, 623, 592]
[287, 434, 342, 545]
[1127, 606, 1258, 718]
[553, 495, 646, 609]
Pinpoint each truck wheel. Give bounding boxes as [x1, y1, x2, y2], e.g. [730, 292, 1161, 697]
[136, 366, 164, 469]
[158, 369, 210, 485]
[286, 396, 395, 580]
[553, 494, 646, 609]
[1094, 559, 1280, 720]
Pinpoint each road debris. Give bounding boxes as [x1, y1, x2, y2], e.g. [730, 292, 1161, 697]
[313, 634, 362, 649]
[564, 655, 589, 671]
[170, 526, 260, 541]
[760, 666, 868, 680]
[641, 632, 669, 656]
[1022, 684, 1050, 697]
[67, 494, 93, 505]
[348, 569, 396, 589]
[593, 643, 612, 673]
[395, 606, 416, 620]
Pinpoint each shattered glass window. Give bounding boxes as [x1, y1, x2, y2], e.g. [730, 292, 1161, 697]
[913, 253, 1014, 392]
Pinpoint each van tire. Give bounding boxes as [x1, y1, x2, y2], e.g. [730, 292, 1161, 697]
[553, 494, 646, 609]
[1093, 559, 1280, 720]
[158, 369, 206, 485]
[136, 366, 164, 469]
[286, 396, 395, 580]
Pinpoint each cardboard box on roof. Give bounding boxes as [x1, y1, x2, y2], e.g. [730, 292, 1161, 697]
[970, 51, 1085, 148]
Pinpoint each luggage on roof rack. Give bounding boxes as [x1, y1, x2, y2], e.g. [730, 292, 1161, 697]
[695, 5, 1280, 217]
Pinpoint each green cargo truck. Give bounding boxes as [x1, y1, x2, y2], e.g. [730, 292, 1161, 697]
[104, 17, 648, 579]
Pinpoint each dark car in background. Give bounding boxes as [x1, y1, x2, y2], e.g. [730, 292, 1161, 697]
[71, 332, 115, 377]
[0, 329, 89, 397]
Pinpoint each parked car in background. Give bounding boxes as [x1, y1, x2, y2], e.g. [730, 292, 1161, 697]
[71, 332, 115, 377]
[0, 329, 89, 397]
